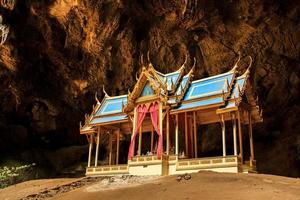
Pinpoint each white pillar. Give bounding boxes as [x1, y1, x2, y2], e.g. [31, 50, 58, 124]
[237, 110, 243, 163]
[193, 111, 198, 158]
[94, 127, 101, 167]
[109, 132, 112, 165]
[175, 114, 179, 156]
[184, 112, 188, 157]
[138, 126, 142, 155]
[166, 111, 170, 155]
[87, 134, 93, 167]
[159, 102, 163, 154]
[116, 129, 120, 165]
[221, 114, 226, 157]
[232, 113, 237, 156]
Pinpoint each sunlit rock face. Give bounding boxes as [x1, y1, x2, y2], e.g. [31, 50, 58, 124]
[0, 0, 299, 177]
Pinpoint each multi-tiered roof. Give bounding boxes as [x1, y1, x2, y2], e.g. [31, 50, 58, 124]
[80, 55, 262, 134]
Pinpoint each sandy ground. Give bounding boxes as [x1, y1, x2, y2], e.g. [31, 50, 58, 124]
[0, 178, 80, 200]
[1, 172, 300, 200]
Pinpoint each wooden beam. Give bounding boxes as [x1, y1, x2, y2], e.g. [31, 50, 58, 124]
[184, 112, 188, 157]
[193, 111, 198, 158]
[87, 134, 93, 167]
[116, 129, 120, 165]
[175, 113, 179, 156]
[237, 110, 243, 163]
[94, 127, 101, 167]
[166, 111, 170, 155]
[109, 132, 112, 165]
[151, 126, 154, 152]
[189, 116, 194, 157]
[249, 112, 254, 166]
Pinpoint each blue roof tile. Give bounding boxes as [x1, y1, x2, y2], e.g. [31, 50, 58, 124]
[183, 73, 234, 101]
[90, 115, 128, 125]
[173, 97, 224, 111]
[95, 95, 127, 117]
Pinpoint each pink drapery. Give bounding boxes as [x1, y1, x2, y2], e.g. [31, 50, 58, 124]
[127, 102, 163, 160]
[149, 102, 162, 159]
[127, 104, 148, 160]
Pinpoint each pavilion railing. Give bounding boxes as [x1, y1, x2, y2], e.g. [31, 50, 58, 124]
[176, 155, 238, 171]
[86, 164, 129, 175]
[128, 155, 162, 166]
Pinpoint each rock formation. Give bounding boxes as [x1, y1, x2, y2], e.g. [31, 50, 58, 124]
[0, 0, 299, 177]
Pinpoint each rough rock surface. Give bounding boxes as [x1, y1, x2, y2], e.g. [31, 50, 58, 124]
[0, 0, 300, 177]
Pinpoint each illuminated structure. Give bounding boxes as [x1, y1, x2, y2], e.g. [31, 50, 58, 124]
[80, 55, 262, 176]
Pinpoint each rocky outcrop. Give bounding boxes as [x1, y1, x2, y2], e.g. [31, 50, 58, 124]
[0, 0, 299, 177]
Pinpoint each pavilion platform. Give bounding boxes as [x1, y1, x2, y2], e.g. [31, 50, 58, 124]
[85, 155, 256, 176]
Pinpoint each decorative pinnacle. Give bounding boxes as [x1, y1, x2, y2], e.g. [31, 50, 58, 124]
[171, 78, 174, 89]
[222, 90, 225, 101]
[237, 84, 242, 96]
[241, 55, 253, 77]
[95, 92, 100, 104]
[232, 51, 241, 71]
[187, 57, 196, 76]
[226, 78, 230, 89]
[140, 54, 144, 66]
[180, 84, 184, 92]
[102, 85, 109, 97]
[147, 50, 151, 63]
[179, 53, 188, 72]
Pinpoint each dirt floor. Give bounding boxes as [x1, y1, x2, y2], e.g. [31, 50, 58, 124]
[1, 172, 300, 200]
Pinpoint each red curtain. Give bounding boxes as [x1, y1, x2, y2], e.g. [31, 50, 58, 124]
[149, 102, 162, 159]
[127, 104, 148, 160]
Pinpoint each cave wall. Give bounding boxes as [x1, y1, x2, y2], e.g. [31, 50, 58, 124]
[0, 0, 299, 177]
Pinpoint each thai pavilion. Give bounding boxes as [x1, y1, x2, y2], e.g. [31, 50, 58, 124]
[80, 55, 262, 176]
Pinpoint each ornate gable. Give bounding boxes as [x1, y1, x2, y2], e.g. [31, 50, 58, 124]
[123, 66, 166, 113]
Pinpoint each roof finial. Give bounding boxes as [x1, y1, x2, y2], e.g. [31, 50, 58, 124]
[171, 78, 174, 89]
[231, 51, 241, 72]
[121, 100, 125, 110]
[147, 50, 151, 63]
[226, 78, 230, 89]
[234, 95, 238, 105]
[95, 92, 100, 104]
[140, 54, 144, 66]
[147, 50, 155, 69]
[187, 57, 196, 76]
[102, 85, 110, 97]
[191, 57, 196, 69]
[179, 53, 188, 72]
[242, 55, 253, 77]
[128, 89, 131, 96]
[222, 90, 225, 101]
[237, 84, 242, 96]
[180, 84, 184, 92]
